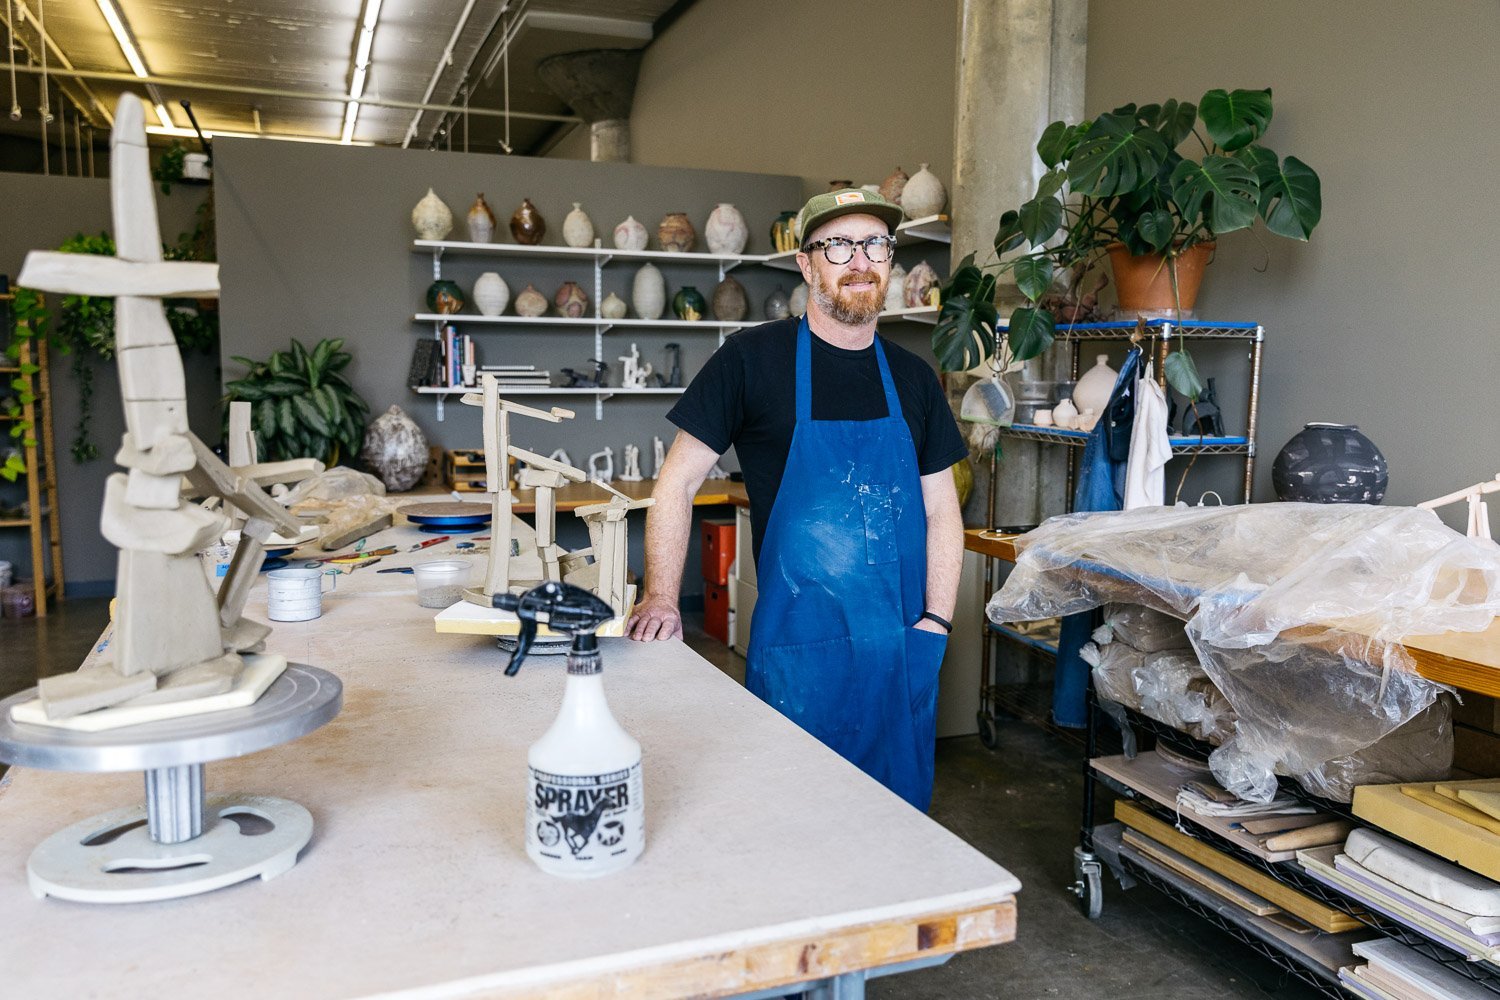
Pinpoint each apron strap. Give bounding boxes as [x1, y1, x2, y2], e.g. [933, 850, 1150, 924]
[796, 317, 903, 424]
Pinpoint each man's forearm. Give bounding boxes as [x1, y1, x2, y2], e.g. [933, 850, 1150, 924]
[924, 507, 963, 620]
[641, 476, 696, 603]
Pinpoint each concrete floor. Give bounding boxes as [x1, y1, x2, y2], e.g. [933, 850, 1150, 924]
[0, 601, 1323, 999]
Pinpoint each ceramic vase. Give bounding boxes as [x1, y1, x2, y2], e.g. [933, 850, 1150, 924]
[600, 292, 628, 320]
[711, 276, 748, 322]
[360, 405, 429, 492]
[426, 279, 465, 314]
[554, 281, 589, 318]
[632, 263, 666, 320]
[613, 215, 647, 251]
[563, 202, 595, 248]
[904, 260, 938, 308]
[673, 285, 707, 322]
[764, 286, 790, 321]
[884, 263, 908, 312]
[789, 283, 809, 317]
[1052, 398, 1080, 430]
[466, 193, 496, 243]
[705, 203, 748, 255]
[472, 272, 509, 316]
[1072, 355, 1119, 415]
[514, 283, 548, 318]
[411, 188, 453, 240]
[900, 163, 947, 218]
[657, 212, 696, 252]
[769, 210, 799, 253]
[1272, 424, 1389, 504]
[879, 166, 910, 204]
[510, 198, 546, 245]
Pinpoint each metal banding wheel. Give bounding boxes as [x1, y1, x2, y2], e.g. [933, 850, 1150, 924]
[0, 663, 341, 903]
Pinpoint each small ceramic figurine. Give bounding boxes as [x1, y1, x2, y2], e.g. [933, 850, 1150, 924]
[588, 447, 615, 483]
[618, 343, 654, 389]
[650, 436, 666, 479]
[619, 445, 643, 482]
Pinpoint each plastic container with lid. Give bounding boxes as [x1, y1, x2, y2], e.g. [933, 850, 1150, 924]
[413, 559, 472, 609]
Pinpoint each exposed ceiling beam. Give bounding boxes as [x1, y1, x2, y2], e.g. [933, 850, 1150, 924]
[3, 0, 113, 127]
[8, 64, 581, 125]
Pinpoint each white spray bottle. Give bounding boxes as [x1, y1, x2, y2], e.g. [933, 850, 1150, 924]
[496, 581, 644, 878]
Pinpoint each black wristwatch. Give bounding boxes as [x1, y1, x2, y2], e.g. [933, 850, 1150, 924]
[919, 611, 953, 633]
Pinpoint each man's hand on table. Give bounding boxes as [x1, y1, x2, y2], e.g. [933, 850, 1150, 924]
[627, 594, 683, 641]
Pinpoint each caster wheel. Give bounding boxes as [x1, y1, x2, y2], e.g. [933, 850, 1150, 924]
[1071, 847, 1104, 919]
[977, 711, 999, 750]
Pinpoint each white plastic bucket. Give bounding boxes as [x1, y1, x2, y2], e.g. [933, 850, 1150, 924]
[267, 567, 335, 621]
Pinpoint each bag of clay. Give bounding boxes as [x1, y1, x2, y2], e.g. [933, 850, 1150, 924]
[1101, 603, 1193, 653]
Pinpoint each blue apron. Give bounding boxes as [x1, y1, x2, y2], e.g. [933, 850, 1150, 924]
[746, 317, 946, 810]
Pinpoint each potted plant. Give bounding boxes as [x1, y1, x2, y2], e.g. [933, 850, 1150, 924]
[223, 338, 371, 466]
[933, 87, 1321, 399]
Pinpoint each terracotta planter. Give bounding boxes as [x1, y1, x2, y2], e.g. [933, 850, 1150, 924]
[1107, 241, 1215, 316]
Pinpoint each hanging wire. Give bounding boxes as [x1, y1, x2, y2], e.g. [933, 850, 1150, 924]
[37, 74, 46, 173]
[501, 8, 511, 154]
[72, 108, 79, 176]
[35, 0, 49, 124]
[85, 123, 94, 176]
[460, 81, 469, 153]
[7, 0, 20, 120]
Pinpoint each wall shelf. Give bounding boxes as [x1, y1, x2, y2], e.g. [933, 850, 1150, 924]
[413, 384, 685, 420]
[414, 313, 745, 333]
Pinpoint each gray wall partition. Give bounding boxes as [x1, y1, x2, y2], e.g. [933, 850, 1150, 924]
[0, 173, 212, 594]
[213, 140, 822, 598]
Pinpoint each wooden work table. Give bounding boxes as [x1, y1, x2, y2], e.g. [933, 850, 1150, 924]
[964, 527, 1500, 698]
[508, 477, 737, 515]
[0, 522, 1018, 998]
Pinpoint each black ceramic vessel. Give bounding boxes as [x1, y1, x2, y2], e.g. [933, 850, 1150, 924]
[1271, 423, 1388, 504]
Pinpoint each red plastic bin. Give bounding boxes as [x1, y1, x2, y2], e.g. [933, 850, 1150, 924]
[700, 518, 736, 586]
[704, 582, 729, 643]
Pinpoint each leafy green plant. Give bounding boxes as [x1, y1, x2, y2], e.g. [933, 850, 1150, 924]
[152, 141, 188, 195]
[1, 291, 45, 480]
[933, 87, 1321, 399]
[224, 338, 370, 466]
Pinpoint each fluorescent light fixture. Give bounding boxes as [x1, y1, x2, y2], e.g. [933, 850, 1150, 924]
[153, 102, 173, 127]
[148, 124, 374, 147]
[95, 0, 149, 78]
[341, 0, 384, 144]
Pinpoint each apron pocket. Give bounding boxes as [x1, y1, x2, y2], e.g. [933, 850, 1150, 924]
[904, 626, 948, 711]
[860, 485, 898, 565]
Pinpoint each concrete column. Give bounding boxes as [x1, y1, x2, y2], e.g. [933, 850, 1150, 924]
[951, 0, 1088, 527]
[590, 119, 630, 163]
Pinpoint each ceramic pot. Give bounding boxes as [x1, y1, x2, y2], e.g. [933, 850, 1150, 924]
[672, 285, 707, 322]
[360, 405, 429, 492]
[828, 179, 854, 191]
[879, 166, 910, 204]
[705, 203, 748, 255]
[613, 215, 647, 251]
[563, 202, 595, 248]
[510, 198, 546, 245]
[764, 286, 790, 321]
[600, 292, 628, 320]
[631, 263, 666, 320]
[1052, 398, 1080, 431]
[1072, 355, 1119, 415]
[711, 276, 748, 322]
[554, 281, 590, 318]
[1272, 424, 1389, 504]
[1108, 242, 1215, 317]
[900, 163, 947, 218]
[769, 210, 799, 253]
[789, 283, 809, 317]
[426, 279, 465, 314]
[904, 260, 939, 309]
[514, 283, 548, 318]
[657, 212, 696, 252]
[884, 263, 908, 312]
[411, 188, 453, 240]
[472, 272, 509, 316]
[466, 193, 496, 243]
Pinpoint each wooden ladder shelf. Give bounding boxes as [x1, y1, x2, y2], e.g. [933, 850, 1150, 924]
[2, 293, 64, 616]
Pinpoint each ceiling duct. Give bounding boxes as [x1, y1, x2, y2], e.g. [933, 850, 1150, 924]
[535, 48, 642, 162]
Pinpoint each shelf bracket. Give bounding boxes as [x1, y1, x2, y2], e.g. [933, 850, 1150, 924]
[432, 247, 445, 280]
[435, 395, 446, 422]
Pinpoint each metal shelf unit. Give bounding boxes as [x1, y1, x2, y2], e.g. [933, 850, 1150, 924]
[412, 216, 951, 420]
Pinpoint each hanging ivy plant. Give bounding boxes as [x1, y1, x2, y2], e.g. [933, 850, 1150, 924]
[11, 217, 220, 465]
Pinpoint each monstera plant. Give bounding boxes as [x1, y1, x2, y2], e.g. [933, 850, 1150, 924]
[933, 87, 1321, 399]
[223, 337, 370, 465]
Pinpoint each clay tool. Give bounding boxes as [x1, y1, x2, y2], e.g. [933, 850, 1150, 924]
[376, 567, 415, 574]
[409, 536, 450, 551]
[1263, 819, 1352, 852]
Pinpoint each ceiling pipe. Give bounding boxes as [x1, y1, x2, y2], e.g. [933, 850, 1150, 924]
[7, 63, 579, 125]
[411, 0, 530, 151]
[3, 0, 111, 126]
[535, 48, 642, 163]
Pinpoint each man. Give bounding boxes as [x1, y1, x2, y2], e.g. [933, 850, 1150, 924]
[626, 189, 967, 811]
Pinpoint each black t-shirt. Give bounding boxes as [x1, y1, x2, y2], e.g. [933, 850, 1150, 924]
[667, 318, 967, 566]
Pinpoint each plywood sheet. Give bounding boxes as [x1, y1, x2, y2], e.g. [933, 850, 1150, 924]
[1123, 829, 1280, 915]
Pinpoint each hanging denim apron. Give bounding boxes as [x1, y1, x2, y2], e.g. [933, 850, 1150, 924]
[745, 317, 946, 810]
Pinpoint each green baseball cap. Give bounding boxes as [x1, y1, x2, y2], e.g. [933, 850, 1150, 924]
[795, 188, 904, 246]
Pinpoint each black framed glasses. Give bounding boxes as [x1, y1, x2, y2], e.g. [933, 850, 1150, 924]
[801, 235, 898, 265]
